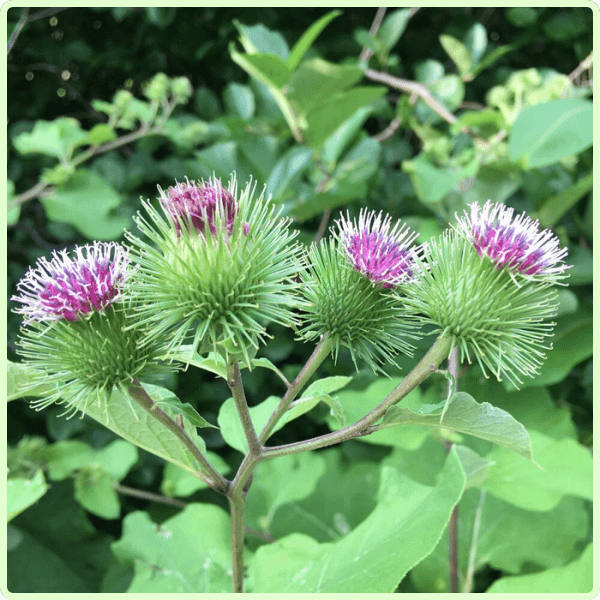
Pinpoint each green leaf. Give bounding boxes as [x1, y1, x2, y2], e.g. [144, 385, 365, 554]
[8, 470, 48, 522]
[84, 384, 209, 479]
[161, 451, 230, 498]
[414, 74, 465, 123]
[482, 430, 592, 511]
[509, 99, 593, 169]
[93, 439, 139, 481]
[44, 440, 94, 480]
[487, 543, 592, 593]
[268, 448, 380, 542]
[246, 452, 327, 531]
[234, 20, 290, 59]
[470, 43, 515, 79]
[287, 10, 341, 71]
[439, 34, 472, 78]
[332, 377, 434, 450]
[304, 86, 387, 148]
[7, 360, 57, 401]
[250, 357, 289, 385]
[265, 146, 314, 201]
[287, 59, 364, 116]
[223, 83, 255, 119]
[536, 172, 593, 227]
[506, 7, 538, 27]
[85, 123, 117, 146]
[74, 468, 121, 519]
[403, 154, 460, 204]
[568, 245, 593, 286]
[321, 105, 373, 166]
[170, 347, 228, 379]
[229, 45, 301, 141]
[381, 391, 535, 462]
[464, 22, 487, 65]
[453, 445, 493, 488]
[112, 504, 233, 592]
[411, 490, 590, 592]
[13, 117, 87, 160]
[41, 169, 128, 240]
[512, 309, 593, 389]
[152, 386, 218, 430]
[378, 8, 413, 52]
[249, 448, 466, 592]
[218, 395, 279, 453]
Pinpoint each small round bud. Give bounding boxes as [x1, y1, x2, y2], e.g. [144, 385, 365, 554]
[143, 73, 169, 102]
[170, 76, 193, 104]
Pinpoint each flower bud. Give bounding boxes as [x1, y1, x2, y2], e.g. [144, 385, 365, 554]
[126, 175, 302, 367]
[402, 201, 570, 387]
[297, 210, 422, 373]
[12, 243, 169, 417]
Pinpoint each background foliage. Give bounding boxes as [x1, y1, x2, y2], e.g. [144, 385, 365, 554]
[7, 6, 593, 593]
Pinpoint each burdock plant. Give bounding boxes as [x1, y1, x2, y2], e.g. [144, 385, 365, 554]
[11, 180, 572, 593]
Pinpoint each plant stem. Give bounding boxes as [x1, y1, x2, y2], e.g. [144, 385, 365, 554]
[263, 335, 453, 459]
[463, 490, 486, 593]
[127, 378, 229, 494]
[259, 335, 332, 444]
[114, 483, 187, 508]
[446, 346, 460, 593]
[229, 492, 246, 593]
[228, 361, 262, 457]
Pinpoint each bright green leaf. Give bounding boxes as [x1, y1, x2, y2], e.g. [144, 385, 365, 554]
[249, 449, 466, 592]
[13, 117, 87, 160]
[7, 360, 57, 402]
[86, 123, 117, 146]
[152, 386, 218, 430]
[287, 10, 341, 71]
[41, 169, 128, 240]
[381, 391, 535, 462]
[378, 8, 413, 52]
[321, 105, 373, 166]
[265, 146, 314, 201]
[112, 504, 233, 592]
[44, 441, 94, 480]
[93, 440, 139, 481]
[453, 445, 493, 488]
[223, 82, 255, 120]
[8, 470, 48, 522]
[464, 22, 487, 65]
[304, 86, 386, 148]
[439, 34, 472, 78]
[403, 154, 459, 204]
[234, 20, 290, 59]
[74, 468, 120, 519]
[487, 543, 592, 593]
[482, 430, 592, 511]
[509, 99, 593, 169]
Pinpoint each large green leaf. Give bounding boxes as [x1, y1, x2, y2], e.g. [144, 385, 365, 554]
[482, 430, 592, 511]
[112, 504, 234, 592]
[74, 468, 121, 520]
[380, 391, 535, 462]
[84, 384, 209, 479]
[411, 490, 590, 592]
[509, 99, 593, 168]
[246, 452, 327, 531]
[487, 543, 592, 593]
[7, 360, 56, 401]
[303, 86, 387, 148]
[7, 470, 49, 522]
[268, 449, 380, 543]
[536, 171, 593, 227]
[265, 146, 314, 202]
[249, 448, 466, 592]
[41, 169, 128, 240]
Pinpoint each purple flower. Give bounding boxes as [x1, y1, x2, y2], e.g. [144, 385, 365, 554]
[336, 209, 422, 288]
[455, 201, 570, 277]
[159, 177, 238, 235]
[12, 242, 130, 324]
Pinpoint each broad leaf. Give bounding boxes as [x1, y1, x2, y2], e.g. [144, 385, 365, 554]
[509, 99, 593, 168]
[13, 117, 87, 160]
[536, 171, 592, 227]
[439, 34, 472, 78]
[482, 429, 592, 511]
[381, 391, 535, 462]
[7, 360, 57, 401]
[486, 543, 592, 593]
[249, 448, 466, 592]
[84, 384, 209, 479]
[112, 504, 234, 592]
[8, 470, 48, 522]
[378, 8, 413, 52]
[74, 468, 121, 520]
[246, 452, 327, 531]
[287, 10, 341, 71]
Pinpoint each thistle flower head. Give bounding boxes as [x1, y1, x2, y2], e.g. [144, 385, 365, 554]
[335, 209, 422, 287]
[127, 174, 302, 367]
[455, 200, 570, 281]
[159, 176, 238, 235]
[12, 242, 129, 325]
[297, 237, 419, 374]
[402, 231, 560, 388]
[12, 244, 170, 418]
